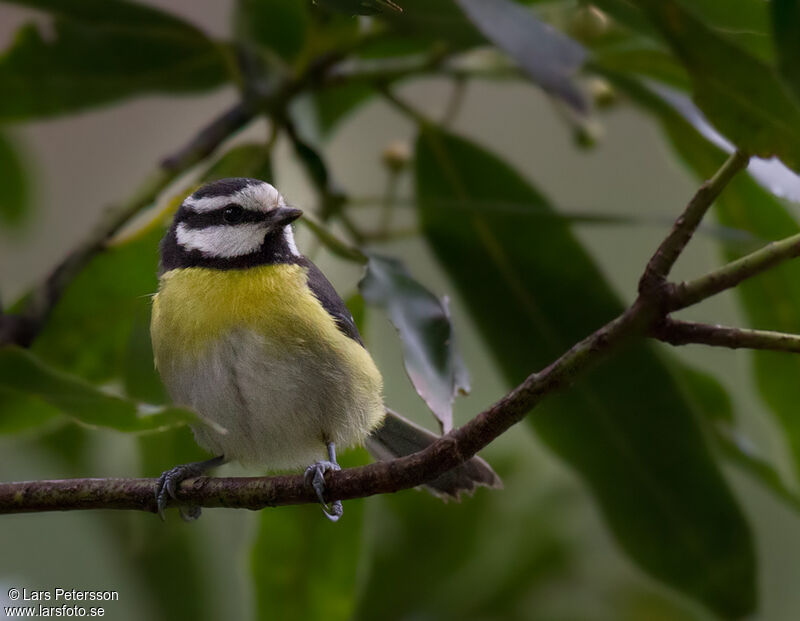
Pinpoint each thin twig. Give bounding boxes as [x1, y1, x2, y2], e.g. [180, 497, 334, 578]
[667, 231, 800, 311]
[652, 318, 800, 353]
[638, 149, 750, 298]
[380, 87, 433, 126]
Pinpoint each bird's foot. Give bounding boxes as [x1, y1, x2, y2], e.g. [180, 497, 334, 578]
[304, 460, 343, 522]
[155, 456, 224, 521]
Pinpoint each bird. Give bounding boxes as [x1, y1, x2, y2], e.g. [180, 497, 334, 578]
[150, 177, 500, 521]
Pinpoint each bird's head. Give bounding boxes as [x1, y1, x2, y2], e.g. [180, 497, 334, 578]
[160, 178, 303, 271]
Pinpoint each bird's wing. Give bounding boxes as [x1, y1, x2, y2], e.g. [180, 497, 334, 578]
[297, 257, 364, 346]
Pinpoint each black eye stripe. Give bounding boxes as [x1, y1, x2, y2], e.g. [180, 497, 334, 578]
[178, 205, 265, 229]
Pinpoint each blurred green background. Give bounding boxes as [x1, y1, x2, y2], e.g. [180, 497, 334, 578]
[2, 1, 800, 619]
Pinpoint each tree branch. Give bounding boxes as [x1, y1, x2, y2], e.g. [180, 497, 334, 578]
[667, 231, 800, 311]
[638, 149, 750, 297]
[652, 318, 800, 353]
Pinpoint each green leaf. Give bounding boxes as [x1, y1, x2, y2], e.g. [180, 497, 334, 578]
[235, 0, 310, 63]
[456, 0, 588, 112]
[377, 0, 485, 49]
[628, 0, 800, 172]
[673, 362, 800, 514]
[0, 131, 31, 227]
[123, 308, 167, 404]
[313, 83, 375, 137]
[606, 70, 800, 488]
[0, 387, 60, 434]
[251, 450, 367, 621]
[32, 225, 163, 383]
[676, 0, 772, 62]
[415, 127, 755, 617]
[0, 0, 228, 121]
[592, 44, 690, 90]
[772, 0, 800, 101]
[359, 254, 469, 432]
[0, 346, 195, 432]
[592, 0, 773, 63]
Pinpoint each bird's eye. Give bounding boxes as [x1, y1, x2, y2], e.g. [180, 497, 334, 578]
[222, 204, 244, 224]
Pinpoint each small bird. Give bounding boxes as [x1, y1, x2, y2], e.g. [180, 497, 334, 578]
[150, 178, 499, 520]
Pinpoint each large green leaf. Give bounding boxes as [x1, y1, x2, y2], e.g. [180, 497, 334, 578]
[313, 83, 376, 137]
[772, 0, 800, 102]
[626, 0, 800, 173]
[592, 0, 773, 63]
[0, 346, 195, 431]
[606, 71, 800, 485]
[0, 387, 60, 434]
[360, 254, 469, 432]
[0, 131, 30, 227]
[235, 0, 310, 63]
[415, 128, 755, 617]
[32, 225, 163, 383]
[456, 0, 587, 112]
[675, 0, 771, 62]
[377, 0, 485, 49]
[0, 0, 228, 121]
[591, 44, 690, 90]
[673, 361, 800, 514]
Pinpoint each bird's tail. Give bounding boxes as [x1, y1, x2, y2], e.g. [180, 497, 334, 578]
[365, 409, 502, 500]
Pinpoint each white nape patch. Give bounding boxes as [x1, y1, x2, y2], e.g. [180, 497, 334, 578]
[183, 182, 285, 213]
[283, 225, 300, 256]
[176, 222, 267, 258]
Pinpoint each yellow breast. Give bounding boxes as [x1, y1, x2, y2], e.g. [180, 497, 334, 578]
[151, 264, 348, 359]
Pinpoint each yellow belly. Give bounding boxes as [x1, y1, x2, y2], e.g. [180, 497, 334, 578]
[150, 264, 385, 468]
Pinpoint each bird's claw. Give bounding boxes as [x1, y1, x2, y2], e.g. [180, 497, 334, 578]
[304, 460, 343, 522]
[156, 464, 205, 521]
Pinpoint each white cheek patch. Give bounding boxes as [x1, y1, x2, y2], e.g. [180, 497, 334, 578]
[176, 222, 267, 258]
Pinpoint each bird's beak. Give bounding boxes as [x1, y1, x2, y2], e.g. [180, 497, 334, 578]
[269, 206, 303, 226]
